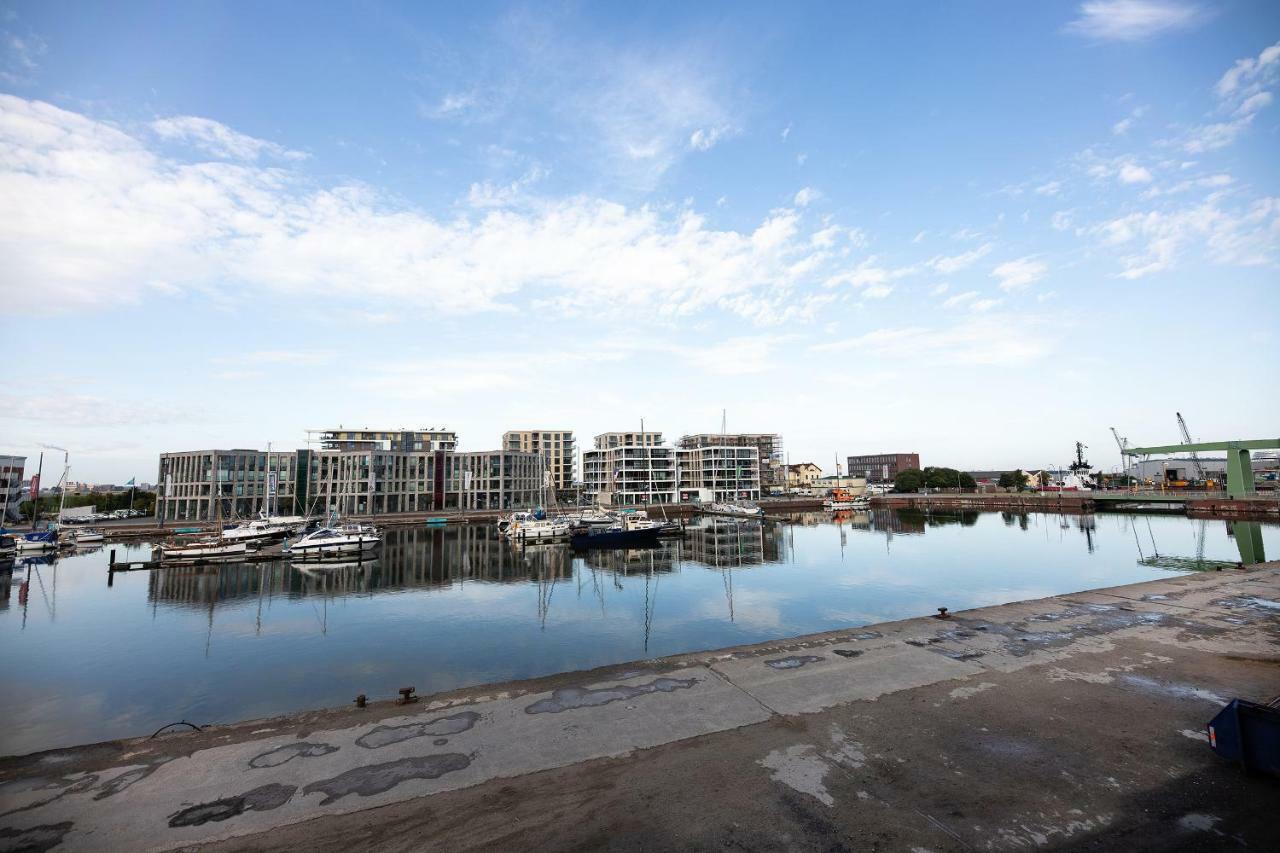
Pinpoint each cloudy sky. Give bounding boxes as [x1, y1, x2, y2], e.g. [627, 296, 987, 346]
[1, 0, 1277, 483]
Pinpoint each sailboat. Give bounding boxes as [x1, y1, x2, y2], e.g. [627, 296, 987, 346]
[156, 480, 250, 562]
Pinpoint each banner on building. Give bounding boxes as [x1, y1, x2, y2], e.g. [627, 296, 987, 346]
[463, 471, 472, 490]
[268, 472, 278, 497]
[165, 473, 173, 497]
[28, 474, 39, 497]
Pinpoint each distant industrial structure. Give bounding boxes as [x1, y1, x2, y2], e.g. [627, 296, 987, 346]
[846, 452, 920, 484]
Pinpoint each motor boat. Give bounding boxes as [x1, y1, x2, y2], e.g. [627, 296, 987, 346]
[709, 502, 764, 517]
[570, 512, 664, 549]
[68, 528, 105, 546]
[507, 516, 572, 542]
[221, 518, 296, 544]
[286, 524, 381, 560]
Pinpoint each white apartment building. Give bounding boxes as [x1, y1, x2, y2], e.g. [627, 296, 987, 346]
[503, 429, 576, 493]
[582, 432, 760, 506]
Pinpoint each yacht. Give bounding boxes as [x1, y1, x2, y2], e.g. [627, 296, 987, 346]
[570, 512, 664, 549]
[156, 539, 250, 561]
[507, 516, 572, 541]
[68, 528, 105, 545]
[16, 530, 59, 552]
[221, 518, 297, 544]
[286, 524, 381, 560]
[709, 502, 764, 518]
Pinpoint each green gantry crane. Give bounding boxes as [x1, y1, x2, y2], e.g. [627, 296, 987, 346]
[1123, 438, 1280, 500]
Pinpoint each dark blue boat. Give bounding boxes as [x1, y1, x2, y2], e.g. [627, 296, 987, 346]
[570, 520, 662, 549]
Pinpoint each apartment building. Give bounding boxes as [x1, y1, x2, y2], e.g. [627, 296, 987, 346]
[156, 446, 540, 521]
[0, 454, 24, 523]
[503, 429, 576, 492]
[583, 431, 760, 506]
[306, 427, 458, 453]
[786, 462, 823, 490]
[678, 433, 785, 493]
[846, 452, 921, 484]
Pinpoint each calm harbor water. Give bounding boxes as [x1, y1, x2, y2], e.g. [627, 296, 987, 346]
[1, 509, 1275, 756]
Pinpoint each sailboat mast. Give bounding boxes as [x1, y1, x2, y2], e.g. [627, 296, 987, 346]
[56, 452, 69, 526]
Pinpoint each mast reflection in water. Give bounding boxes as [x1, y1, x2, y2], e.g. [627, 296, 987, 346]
[0, 510, 1275, 756]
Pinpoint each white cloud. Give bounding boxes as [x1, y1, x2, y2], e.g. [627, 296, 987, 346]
[930, 282, 949, 295]
[211, 350, 334, 367]
[689, 125, 730, 151]
[0, 95, 875, 324]
[943, 290, 979, 308]
[1, 32, 46, 84]
[824, 257, 914, 291]
[151, 115, 305, 161]
[1215, 41, 1280, 98]
[1034, 181, 1062, 196]
[929, 242, 993, 274]
[793, 186, 821, 207]
[991, 257, 1048, 291]
[1051, 211, 1074, 231]
[912, 230, 926, 244]
[1064, 1, 1207, 42]
[970, 298, 1002, 313]
[1118, 162, 1153, 184]
[810, 317, 1053, 365]
[781, 123, 792, 141]
[1095, 196, 1280, 278]
[1112, 105, 1148, 135]
[1183, 116, 1254, 153]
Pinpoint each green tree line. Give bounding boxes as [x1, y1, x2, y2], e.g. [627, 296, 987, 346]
[892, 467, 976, 492]
[18, 490, 156, 519]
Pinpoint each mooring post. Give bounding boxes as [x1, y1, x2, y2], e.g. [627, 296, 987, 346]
[109, 548, 116, 567]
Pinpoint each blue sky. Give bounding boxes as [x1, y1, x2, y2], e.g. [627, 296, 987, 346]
[1, 0, 1277, 484]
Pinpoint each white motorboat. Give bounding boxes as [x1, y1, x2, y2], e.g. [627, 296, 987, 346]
[221, 519, 296, 543]
[709, 502, 764, 518]
[16, 530, 59, 552]
[507, 517, 572, 541]
[286, 524, 381, 560]
[69, 528, 105, 545]
[156, 539, 250, 561]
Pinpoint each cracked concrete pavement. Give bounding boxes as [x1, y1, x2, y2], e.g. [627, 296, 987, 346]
[2, 564, 1278, 852]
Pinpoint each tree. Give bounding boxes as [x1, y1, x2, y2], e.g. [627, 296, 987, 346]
[997, 469, 1026, 492]
[893, 468, 924, 492]
[921, 466, 976, 490]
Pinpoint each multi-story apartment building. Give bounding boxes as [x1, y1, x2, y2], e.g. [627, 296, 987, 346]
[583, 432, 760, 506]
[156, 446, 539, 521]
[306, 427, 458, 453]
[582, 443, 678, 505]
[593, 431, 664, 450]
[503, 429, 576, 493]
[678, 433, 785, 493]
[847, 452, 920, 484]
[0, 455, 25, 523]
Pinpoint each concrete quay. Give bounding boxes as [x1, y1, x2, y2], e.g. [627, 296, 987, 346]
[2, 565, 1278, 852]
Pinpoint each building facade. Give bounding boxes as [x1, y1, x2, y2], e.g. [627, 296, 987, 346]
[786, 462, 823, 490]
[0, 455, 25, 523]
[156, 446, 540, 521]
[583, 432, 760, 506]
[847, 452, 921, 484]
[678, 433, 785, 493]
[307, 427, 458, 453]
[503, 429, 576, 493]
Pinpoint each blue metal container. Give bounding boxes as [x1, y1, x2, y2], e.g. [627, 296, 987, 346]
[1207, 698, 1280, 777]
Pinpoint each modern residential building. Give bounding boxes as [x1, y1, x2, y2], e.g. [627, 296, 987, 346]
[156, 446, 540, 521]
[786, 462, 823, 491]
[678, 433, 785, 493]
[306, 427, 458, 453]
[583, 431, 760, 506]
[593, 431, 664, 450]
[847, 452, 921, 484]
[503, 429, 576, 493]
[0, 455, 25, 523]
[582, 442, 678, 506]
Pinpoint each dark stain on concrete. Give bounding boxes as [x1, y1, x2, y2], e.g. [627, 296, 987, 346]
[765, 655, 824, 669]
[434, 739, 448, 746]
[832, 649, 863, 658]
[355, 712, 480, 749]
[93, 761, 169, 800]
[167, 783, 297, 828]
[0, 821, 74, 852]
[0, 774, 98, 817]
[525, 677, 698, 714]
[301, 754, 471, 806]
[249, 742, 339, 768]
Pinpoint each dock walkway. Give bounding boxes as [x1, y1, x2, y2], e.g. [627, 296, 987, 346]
[2, 565, 1278, 851]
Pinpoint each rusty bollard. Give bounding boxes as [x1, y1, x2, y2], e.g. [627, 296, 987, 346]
[397, 686, 418, 705]
[935, 607, 950, 619]
[354, 694, 367, 709]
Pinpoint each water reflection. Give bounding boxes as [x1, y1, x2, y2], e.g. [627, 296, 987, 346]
[1, 509, 1277, 756]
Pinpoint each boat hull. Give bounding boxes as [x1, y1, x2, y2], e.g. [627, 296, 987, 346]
[570, 528, 663, 549]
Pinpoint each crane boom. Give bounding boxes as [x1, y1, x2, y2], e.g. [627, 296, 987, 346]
[1175, 412, 1205, 481]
